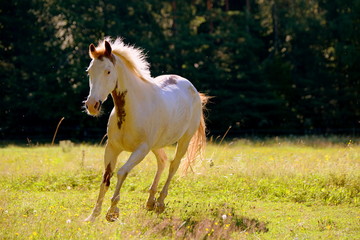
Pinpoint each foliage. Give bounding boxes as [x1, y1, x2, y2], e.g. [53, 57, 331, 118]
[1, 0, 359, 139]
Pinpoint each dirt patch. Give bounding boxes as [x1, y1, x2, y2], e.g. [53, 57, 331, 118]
[147, 211, 268, 239]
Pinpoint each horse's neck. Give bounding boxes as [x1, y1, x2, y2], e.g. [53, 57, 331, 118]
[115, 63, 156, 114]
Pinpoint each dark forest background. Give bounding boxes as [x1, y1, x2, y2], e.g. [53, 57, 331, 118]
[1, 0, 359, 142]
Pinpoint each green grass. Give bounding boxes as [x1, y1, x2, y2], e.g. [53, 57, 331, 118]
[0, 137, 359, 239]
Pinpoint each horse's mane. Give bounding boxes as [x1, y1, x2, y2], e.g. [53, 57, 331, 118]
[96, 37, 152, 82]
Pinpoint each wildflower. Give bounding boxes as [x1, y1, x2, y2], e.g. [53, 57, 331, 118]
[32, 232, 37, 236]
[222, 214, 227, 220]
[66, 219, 72, 224]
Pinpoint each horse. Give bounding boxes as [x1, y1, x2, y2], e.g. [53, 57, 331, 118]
[83, 37, 208, 222]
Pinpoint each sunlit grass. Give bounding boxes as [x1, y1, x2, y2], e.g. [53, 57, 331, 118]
[0, 136, 359, 239]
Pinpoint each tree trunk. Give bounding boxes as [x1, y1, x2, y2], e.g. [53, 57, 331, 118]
[272, 0, 280, 54]
[172, 0, 177, 36]
[207, 0, 213, 33]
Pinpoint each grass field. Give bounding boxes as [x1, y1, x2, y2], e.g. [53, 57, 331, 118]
[0, 136, 359, 239]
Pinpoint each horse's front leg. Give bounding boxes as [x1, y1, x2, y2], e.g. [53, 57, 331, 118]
[106, 143, 150, 222]
[84, 142, 122, 222]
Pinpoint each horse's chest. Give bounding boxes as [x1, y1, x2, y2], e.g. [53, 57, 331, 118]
[108, 121, 144, 151]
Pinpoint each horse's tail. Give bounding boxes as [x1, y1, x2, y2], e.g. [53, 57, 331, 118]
[182, 93, 209, 174]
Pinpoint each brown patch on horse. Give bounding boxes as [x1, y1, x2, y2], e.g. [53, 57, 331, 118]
[161, 75, 178, 88]
[89, 41, 116, 64]
[111, 90, 127, 129]
[103, 163, 113, 187]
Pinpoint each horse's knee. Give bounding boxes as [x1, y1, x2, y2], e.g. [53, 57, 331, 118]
[117, 168, 129, 180]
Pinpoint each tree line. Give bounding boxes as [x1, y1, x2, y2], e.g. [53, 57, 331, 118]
[1, 0, 359, 141]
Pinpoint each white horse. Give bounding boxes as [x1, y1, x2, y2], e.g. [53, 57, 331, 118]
[84, 38, 207, 222]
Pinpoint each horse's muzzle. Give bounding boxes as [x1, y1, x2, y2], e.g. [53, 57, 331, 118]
[85, 98, 102, 116]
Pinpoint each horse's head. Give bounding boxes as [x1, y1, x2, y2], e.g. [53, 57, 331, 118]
[85, 41, 117, 116]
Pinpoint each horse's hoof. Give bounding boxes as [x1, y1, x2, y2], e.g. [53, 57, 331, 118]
[84, 215, 96, 222]
[146, 198, 156, 211]
[155, 202, 165, 214]
[146, 204, 155, 211]
[106, 207, 119, 222]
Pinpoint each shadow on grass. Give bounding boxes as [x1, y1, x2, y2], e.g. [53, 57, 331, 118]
[146, 210, 268, 239]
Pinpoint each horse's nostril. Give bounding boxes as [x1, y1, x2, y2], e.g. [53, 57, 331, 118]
[85, 104, 88, 109]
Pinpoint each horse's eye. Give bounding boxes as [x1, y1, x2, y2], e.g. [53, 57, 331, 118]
[107, 71, 111, 75]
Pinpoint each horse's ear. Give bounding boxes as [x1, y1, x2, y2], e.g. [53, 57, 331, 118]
[89, 44, 96, 58]
[104, 41, 112, 56]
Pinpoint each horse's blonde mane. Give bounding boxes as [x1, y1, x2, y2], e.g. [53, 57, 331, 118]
[96, 37, 152, 82]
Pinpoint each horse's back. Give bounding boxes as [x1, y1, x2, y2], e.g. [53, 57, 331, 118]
[154, 74, 201, 116]
[154, 75, 200, 102]
[151, 74, 202, 146]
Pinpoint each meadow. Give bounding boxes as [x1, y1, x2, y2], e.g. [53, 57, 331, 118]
[0, 136, 359, 239]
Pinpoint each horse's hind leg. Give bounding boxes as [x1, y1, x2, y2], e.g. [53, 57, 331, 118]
[146, 148, 167, 211]
[84, 142, 121, 222]
[156, 137, 191, 213]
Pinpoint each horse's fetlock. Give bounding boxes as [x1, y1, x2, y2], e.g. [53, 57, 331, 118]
[111, 195, 120, 204]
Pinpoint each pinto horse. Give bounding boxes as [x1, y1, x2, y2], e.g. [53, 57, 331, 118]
[84, 38, 207, 222]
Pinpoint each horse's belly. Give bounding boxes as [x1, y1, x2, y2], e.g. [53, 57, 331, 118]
[151, 109, 193, 148]
[153, 127, 188, 148]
